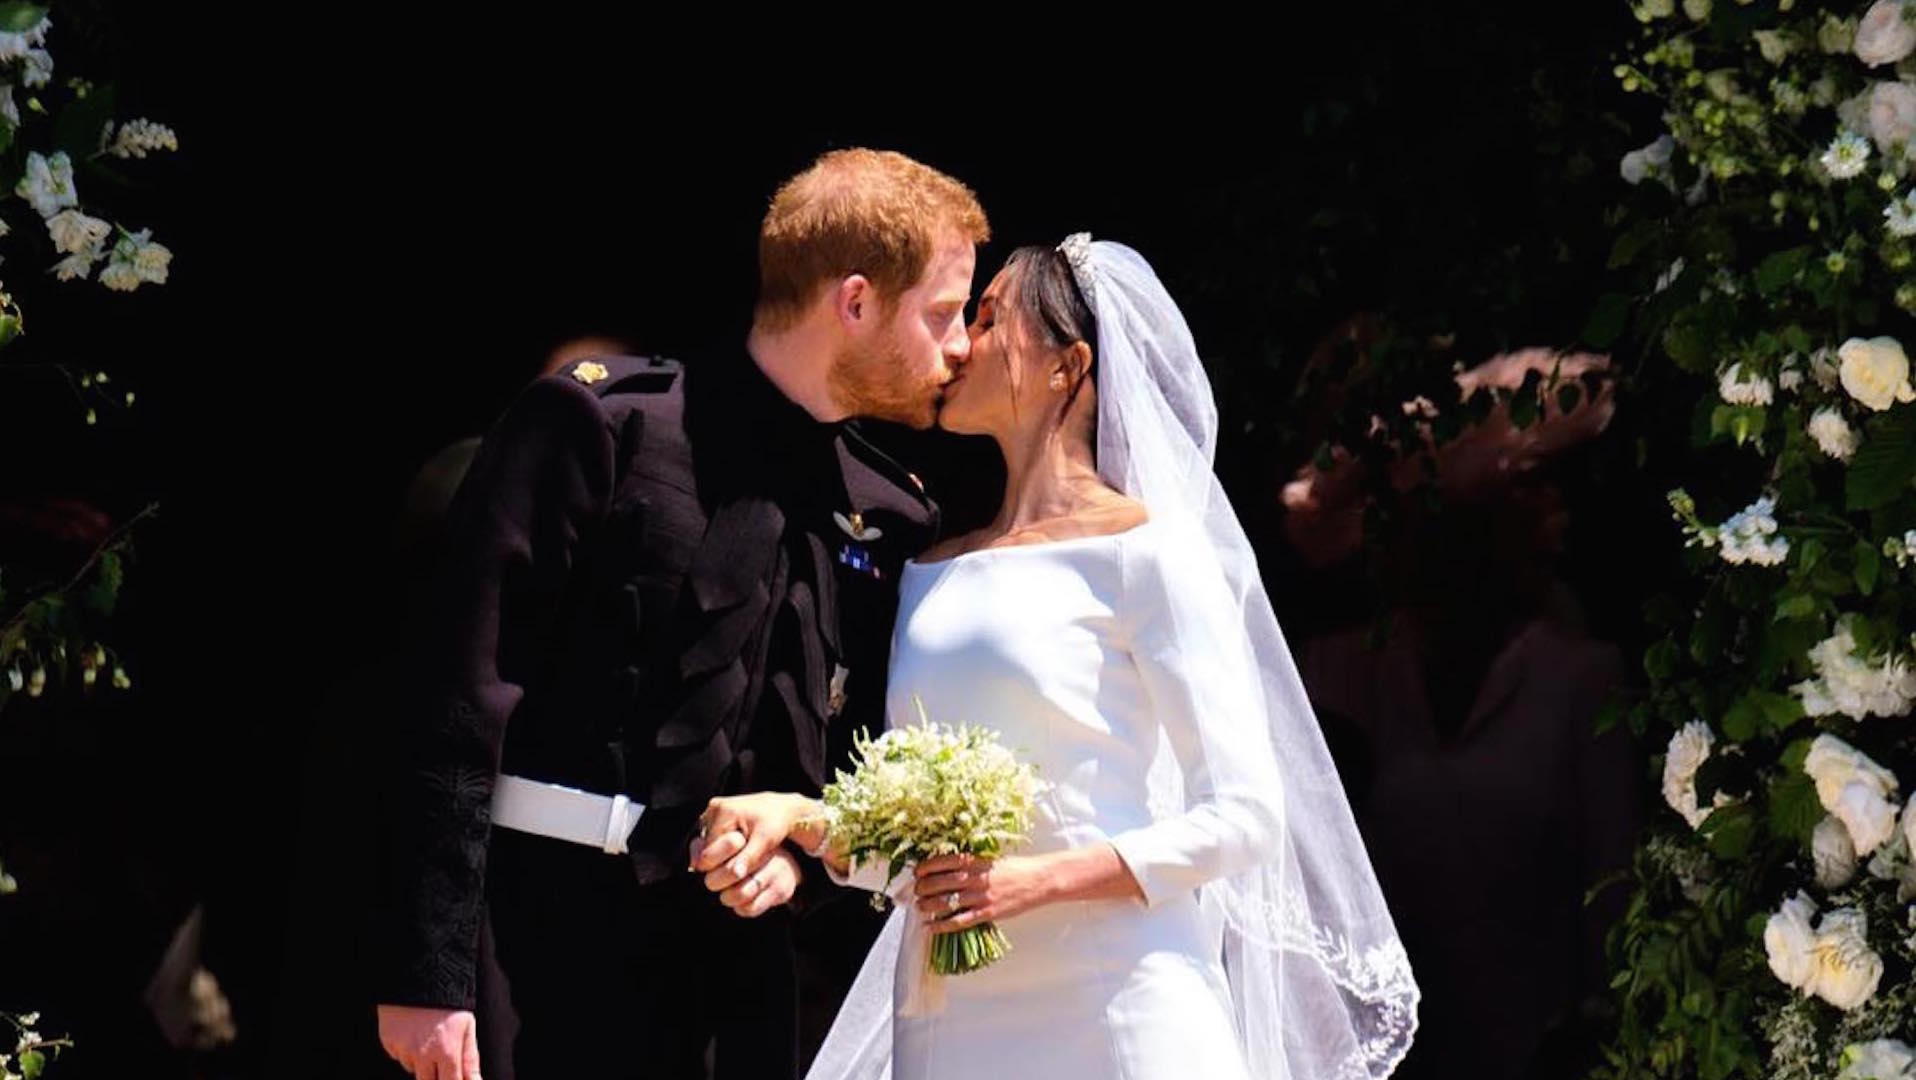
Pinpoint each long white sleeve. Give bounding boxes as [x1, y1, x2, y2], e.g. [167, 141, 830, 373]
[1107, 528, 1286, 908]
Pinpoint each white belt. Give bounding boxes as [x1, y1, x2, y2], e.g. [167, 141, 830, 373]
[490, 775, 645, 855]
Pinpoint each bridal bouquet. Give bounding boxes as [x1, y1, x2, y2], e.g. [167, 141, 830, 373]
[821, 699, 1042, 975]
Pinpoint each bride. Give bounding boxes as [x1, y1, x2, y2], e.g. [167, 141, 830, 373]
[695, 235, 1418, 1079]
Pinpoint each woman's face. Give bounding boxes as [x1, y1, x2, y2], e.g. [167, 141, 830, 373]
[937, 263, 1057, 438]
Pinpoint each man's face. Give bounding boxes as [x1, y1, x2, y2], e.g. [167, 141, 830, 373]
[828, 232, 975, 428]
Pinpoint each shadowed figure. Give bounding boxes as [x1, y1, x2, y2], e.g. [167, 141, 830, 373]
[1284, 341, 1643, 1080]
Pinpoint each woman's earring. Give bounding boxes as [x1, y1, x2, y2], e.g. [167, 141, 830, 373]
[1049, 371, 1067, 392]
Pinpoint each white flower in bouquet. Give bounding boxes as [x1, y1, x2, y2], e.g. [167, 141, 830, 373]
[1809, 907, 1885, 1010]
[1767, 890, 1821, 987]
[1810, 407, 1862, 460]
[126, 229, 170, 285]
[822, 701, 1042, 975]
[51, 247, 98, 283]
[1825, 130, 1875, 179]
[1754, 29, 1797, 65]
[98, 255, 138, 292]
[45, 209, 107, 257]
[1662, 720, 1729, 829]
[1682, 0, 1710, 20]
[1812, 345, 1843, 389]
[1836, 781, 1902, 856]
[1865, 825, 1914, 894]
[1804, 733, 1902, 855]
[14, 150, 74, 219]
[1896, 793, 1916, 867]
[1839, 1039, 1916, 1080]
[1774, 78, 1812, 116]
[1717, 362, 1774, 405]
[1825, 13, 1863, 53]
[1716, 495, 1790, 566]
[1888, 530, 1916, 567]
[1838, 335, 1916, 410]
[0, 13, 49, 65]
[22, 47, 52, 90]
[1644, 834, 1715, 902]
[95, 229, 167, 292]
[1842, 91, 1876, 135]
[1779, 355, 1806, 391]
[1888, 191, 1916, 236]
[1622, 134, 1677, 187]
[1805, 733, 1899, 806]
[1815, 814, 1861, 888]
[1796, 625, 1916, 721]
[103, 119, 177, 160]
[1870, 81, 1916, 152]
[1858, 1, 1916, 66]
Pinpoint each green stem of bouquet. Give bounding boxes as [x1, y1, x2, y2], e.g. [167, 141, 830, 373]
[929, 922, 1013, 977]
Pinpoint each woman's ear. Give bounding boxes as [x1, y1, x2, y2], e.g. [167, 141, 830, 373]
[1064, 341, 1093, 388]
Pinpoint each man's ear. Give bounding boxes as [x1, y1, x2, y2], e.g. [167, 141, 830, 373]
[836, 274, 874, 332]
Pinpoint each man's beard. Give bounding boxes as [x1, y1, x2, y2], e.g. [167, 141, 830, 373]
[828, 334, 941, 428]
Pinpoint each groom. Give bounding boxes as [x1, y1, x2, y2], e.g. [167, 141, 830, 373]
[374, 148, 988, 1080]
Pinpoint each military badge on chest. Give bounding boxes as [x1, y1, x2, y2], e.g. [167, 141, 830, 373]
[833, 509, 885, 580]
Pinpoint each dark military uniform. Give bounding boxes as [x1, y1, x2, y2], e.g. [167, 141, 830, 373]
[377, 345, 935, 1078]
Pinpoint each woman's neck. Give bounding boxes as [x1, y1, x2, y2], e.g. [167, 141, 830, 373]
[986, 424, 1107, 535]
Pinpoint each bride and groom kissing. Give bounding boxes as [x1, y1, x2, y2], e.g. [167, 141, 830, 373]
[374, 147, 1417, 1080]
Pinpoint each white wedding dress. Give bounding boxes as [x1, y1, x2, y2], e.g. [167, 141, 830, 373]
[838, 516, 1283, 1080]
[810, 237, 1417, 1080]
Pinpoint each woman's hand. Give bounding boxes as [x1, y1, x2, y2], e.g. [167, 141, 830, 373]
[912, 844, 1146, 932]
[911, 853, 1054, 932]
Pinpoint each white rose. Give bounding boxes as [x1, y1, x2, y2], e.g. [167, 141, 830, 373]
[1898, 794, 1916, 870]
[1662, 720, 1716, 828]
[1815, 814, 1861, 888]
[1797, 676, 1840, 717]
[1810, 407, 1861, 461]
[1642, 0, 1675, 15]
[1766, 890, 1820, 988]
[1805, 733, 1898, 801]
[1858, 1, 1916, 67]
[1835, 779, 1902, 856]
[1683, 0, 1711, 20]
[1809, 907, 1885, 1010]
[1868, 81, 1916, 151]
[1839, 336, 1916, 411]
[1840, 1039, 1916, 1080]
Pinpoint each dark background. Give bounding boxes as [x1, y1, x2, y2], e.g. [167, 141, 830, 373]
[0, 7, 1671, 1076]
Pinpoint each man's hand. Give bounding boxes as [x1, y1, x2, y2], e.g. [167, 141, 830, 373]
[376, 1004, 481, 1080]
